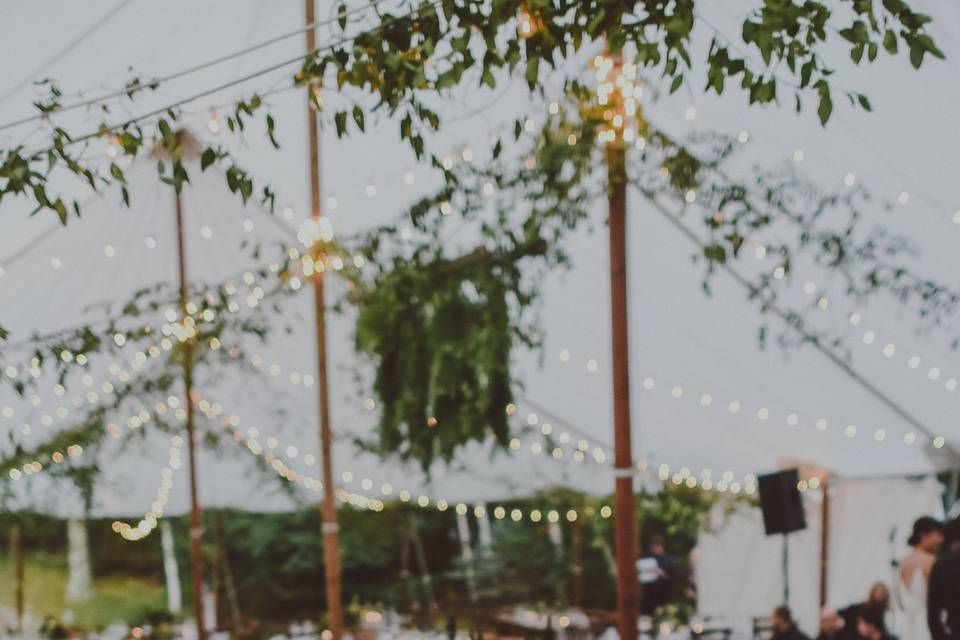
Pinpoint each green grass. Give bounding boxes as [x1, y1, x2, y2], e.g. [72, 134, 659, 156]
[0, 553, 169, 629]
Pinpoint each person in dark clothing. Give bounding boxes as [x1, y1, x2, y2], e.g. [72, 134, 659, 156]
[929, 518, 960, 640]
[838, 582, 891, 640]
[771, 606, 811, 640]
[856, 604, 892, 640]
[816, 608, 844, 640]
[543, 615, 556, 640]
[643, 536, 678, 614]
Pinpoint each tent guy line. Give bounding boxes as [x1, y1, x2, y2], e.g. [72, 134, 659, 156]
[0, 0, 138, 110]
[18, 0, 443, 157]
[640, 186, 959, 462]
[0, 0, 391, 133]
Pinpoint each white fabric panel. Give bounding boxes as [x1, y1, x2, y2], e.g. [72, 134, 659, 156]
[696, 494, 820, 635]
[695, 476, 943, 637]
[826, 476, 944, 629]
[477, 505, 493, 551]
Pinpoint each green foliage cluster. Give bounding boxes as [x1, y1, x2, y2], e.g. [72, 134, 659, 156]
[353, 252, 523, 469]
[341, 82, 960, 467]
[306, 0, 942, 159]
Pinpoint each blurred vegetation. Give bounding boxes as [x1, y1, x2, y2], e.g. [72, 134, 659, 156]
[0, 552, 166, 629]
[0, 485, 743, 631]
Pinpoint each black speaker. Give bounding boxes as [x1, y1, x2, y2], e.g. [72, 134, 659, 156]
[757, 469, 807, 535]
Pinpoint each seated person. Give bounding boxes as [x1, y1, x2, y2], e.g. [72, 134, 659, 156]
[816, 608, 844, 640]
[771, 606, 811, 640]
[839, 582, 891, 640]
[855, 605, 890, 640]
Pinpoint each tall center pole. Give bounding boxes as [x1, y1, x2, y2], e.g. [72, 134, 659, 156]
[304, 1, 344, 637]
[174, 188, 207, 640]
[607, 138, 639, 640]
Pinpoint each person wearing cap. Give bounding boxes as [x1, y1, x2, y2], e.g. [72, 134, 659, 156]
[897, 516, 943, 640]
[928, 518, 960, 640]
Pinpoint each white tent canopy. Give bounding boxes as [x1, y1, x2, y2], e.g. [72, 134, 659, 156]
[1, 0, 959, 520]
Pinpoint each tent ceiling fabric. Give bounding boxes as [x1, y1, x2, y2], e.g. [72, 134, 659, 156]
[1, 0, 959, 516]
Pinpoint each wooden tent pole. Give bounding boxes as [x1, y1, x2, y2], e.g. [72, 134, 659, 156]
[175, 188, 207, 640]
[304, 1, 344, 636]
[606, 92, 639, 640]
[11, 524, 23, 633]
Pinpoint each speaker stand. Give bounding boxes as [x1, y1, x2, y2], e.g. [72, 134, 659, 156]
[782, 533, 790, 607]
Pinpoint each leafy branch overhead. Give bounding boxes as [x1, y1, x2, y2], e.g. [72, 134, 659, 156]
[0, 1, 944, 224]
[332, 80, 960, 469]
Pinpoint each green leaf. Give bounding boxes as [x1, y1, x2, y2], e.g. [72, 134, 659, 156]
[882, 0, 909, 14]
[266, 114, 280, 148]
[883, 29, 898, 54]
[703, 244, 726, 263]
[817, 91, 833, 125]
[852, 20, 869, 43]
[411, 134, 424, 158]
[435, 70, 457, 90]
[524, 56, 539, 88]
[799, 61, 814, 88]
[851, 43, 864, 64]
[857, 93, 872, 111]
[157, 118, 173, 141]
[53, 199, 67, 225]
[480, 68, 496, 89]
[909, 43, 924, 68]
[918, 34, 946, 60]
[334, 111, 348, 137]
[669, 74, 683, 94]
[200, 148, 217, 171]
[352, 105, 365, 132]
